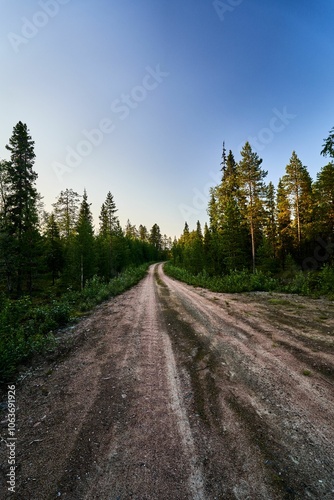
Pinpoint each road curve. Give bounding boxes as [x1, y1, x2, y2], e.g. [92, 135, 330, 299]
[1, 263, 334, 499]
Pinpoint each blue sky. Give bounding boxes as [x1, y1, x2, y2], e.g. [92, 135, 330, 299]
[1, 0, 333, 238]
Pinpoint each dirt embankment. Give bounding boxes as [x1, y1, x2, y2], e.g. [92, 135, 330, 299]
[1, 263, 334, 499]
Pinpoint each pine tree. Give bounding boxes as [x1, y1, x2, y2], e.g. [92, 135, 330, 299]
[162, 235, 172, 251]
[149, 223, 162, 251]
[125, 219, 138, 239]
[138, 224, 148, 241]
[237, 142, 267, 272]
[282, 152, 313, 251]
[276, 178, 293, 266]
[264, 181, 277, 258]
[53, 188, 81, 239]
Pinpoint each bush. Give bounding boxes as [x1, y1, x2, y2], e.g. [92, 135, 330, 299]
[318, 265, 334, 297]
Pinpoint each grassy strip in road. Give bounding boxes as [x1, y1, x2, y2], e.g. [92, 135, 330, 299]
[0, 264, 150, 382]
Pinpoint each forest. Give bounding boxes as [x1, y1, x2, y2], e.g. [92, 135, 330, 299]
[0, 121, 334, 380]
[0, 122, 169, 379]
[168, 128, 334, 295]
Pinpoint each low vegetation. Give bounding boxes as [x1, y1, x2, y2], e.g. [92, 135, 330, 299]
[164, 262, 334, 298]
[0, 264, 149, 382]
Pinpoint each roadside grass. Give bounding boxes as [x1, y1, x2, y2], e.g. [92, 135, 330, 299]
[164, 263, 277, 293]
[164, 262, 334, 299]
[0, 264, 150, 383]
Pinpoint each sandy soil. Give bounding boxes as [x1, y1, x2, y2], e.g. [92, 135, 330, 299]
[1, 263, 334, 499]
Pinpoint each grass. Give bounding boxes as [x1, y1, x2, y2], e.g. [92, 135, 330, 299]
[164, 262, 334, 298]
[0, 264, 150, 383]
[164, 263, 278, 293]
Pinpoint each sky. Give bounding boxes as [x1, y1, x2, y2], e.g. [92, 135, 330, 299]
[1, 0, 334, 238]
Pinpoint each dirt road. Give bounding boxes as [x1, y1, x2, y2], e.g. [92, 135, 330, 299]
[1, 263, 334, 499]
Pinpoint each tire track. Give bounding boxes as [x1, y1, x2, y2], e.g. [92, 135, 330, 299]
[157, 263, 334, 499]
[2, 263, 334, 499]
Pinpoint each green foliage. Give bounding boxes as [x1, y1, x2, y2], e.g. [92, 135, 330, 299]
[282, 151, 313, 251]
[164, 262, 334, 298]
[164, 263, 277, 293]
[1, 122, 40, 295]
[321, 126, 334, 159]
[52, 188, 81, 239]
[0, 264, 149, 382]
[311, 265, 334, 298]
[313, 163, 334, 236]
[237, 142, 268, 272]
[70, 265, 149, 312]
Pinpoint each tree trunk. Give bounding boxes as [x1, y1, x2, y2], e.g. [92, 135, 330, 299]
[250, 219, 256, 273]
[81, 254, 84, 290]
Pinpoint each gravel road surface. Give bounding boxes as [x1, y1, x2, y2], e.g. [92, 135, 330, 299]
[1, 263, 334, 499]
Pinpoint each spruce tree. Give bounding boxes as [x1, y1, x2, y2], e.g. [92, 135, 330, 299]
[75, 189, 96, 289]
[2, 122, 39, 294]
[182, 222, 190, 240]
[321, 126, 334, 159]
[99, 191, 120, 236]
[193, 220, 204, 273]
[217, 150, 248, 271]
[203, 223, 214, 274]
[313, 163, 334, 237]
[44, 213, 64, 285]
[97, 192, 122, 279]
[0, 160, 9, 215]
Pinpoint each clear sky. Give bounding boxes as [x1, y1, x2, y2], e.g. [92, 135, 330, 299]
[1, 0, 333, 238]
